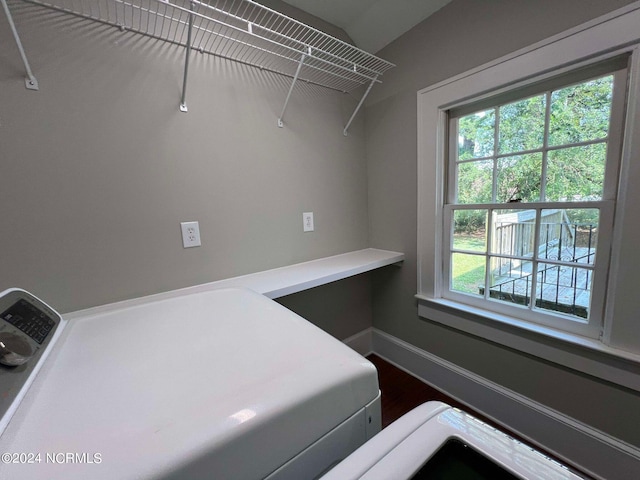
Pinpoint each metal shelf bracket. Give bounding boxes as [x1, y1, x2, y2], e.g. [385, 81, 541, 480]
[179, 1, 195, 113]
[2, 0, 39, 90]
[278, 49, 309, 128]
[343, 76, 378, 136]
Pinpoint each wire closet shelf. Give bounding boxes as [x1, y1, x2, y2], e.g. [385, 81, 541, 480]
[10, 0, 395, 133]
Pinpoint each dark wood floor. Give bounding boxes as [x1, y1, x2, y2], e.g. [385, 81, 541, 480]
[367, 354, 592, 479]
[367, 354, 472, 428]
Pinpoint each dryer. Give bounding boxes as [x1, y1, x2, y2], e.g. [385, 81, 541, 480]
[0, 287, 381, 479]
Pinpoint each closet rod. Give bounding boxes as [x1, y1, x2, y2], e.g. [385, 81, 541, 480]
[1, 0, 38, 90]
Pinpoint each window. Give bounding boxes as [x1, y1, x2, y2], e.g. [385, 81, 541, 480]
[417, 6, 640, 388]
[442, 62, 628, 338]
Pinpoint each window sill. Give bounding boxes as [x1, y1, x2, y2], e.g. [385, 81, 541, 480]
[416, 295, 640, 392]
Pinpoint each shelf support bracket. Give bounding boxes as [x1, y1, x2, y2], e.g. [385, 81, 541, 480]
[343, 75, 378, 136]
[179, 2, 195, 113]
[278, 50, 308, 128]
[1, 0, 38, 90]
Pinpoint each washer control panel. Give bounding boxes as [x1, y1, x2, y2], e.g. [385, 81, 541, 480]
[2, 298, 56, 345]
[0, 289, 63, 434]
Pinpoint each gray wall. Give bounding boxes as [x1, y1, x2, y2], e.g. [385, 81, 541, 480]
[367, 0, 640, 447]
[0, 0, 370, 330]
[276, 274, 372, 341]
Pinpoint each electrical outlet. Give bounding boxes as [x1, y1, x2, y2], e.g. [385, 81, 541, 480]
[303, 212, 314, 232]
[181, 221, 201, 248]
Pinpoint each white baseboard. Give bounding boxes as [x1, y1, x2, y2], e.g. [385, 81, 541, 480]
[362, 328, 640, 480]
[342, 328, 373, 357]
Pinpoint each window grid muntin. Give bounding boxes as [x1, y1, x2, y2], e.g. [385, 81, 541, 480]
[443, 65, 626, 338]
[491, 107, 500, 203]
[540, 91, 552, 201]
[445, 199, 606, 327]
[449, 206, 598, 284]
[454, 136, 609, 165]
[453, 75, 614, 205]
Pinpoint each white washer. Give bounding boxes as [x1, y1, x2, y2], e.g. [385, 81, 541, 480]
[321, 401, 584, 480]
[0, 287, 381, 479]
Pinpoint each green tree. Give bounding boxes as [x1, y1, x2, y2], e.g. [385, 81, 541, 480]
[453, 74, 613, 232]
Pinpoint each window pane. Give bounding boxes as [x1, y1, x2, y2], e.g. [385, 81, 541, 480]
[548, 75, 613, 147]
[487, 256, 533, 307]
[496, 153, 542, 203]
[458, 110, 495, 160]
[538, 209, 598, 265]
[498, 95, 546, 154]
[457, 160, 493, 204]
[535, 263, 593, 319]
[546, 143, 606, 201]
[491, 209, 536, 257]
[453, 210, 487, 252]
[445, 63, 624, 336]
[451, 253, 485, 296]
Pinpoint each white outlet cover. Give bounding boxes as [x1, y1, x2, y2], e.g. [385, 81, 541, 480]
[303, 212, 314, 232]
[181, 221, 202, 248]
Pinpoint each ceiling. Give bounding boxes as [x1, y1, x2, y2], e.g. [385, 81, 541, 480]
[281, 0, 453, 53]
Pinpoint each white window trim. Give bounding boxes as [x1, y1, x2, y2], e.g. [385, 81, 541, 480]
[417, 2, 640, 392]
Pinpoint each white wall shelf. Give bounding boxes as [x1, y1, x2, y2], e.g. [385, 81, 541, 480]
[8, 0, 395, 134]
[64, 248, 404, 319]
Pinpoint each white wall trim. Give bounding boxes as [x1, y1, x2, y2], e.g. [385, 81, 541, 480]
[418, 298, 640, 392]
[371, 328, 640, 480]
[342, 327, 373, 357]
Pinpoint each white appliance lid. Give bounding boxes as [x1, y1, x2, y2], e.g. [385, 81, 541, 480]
[0, 287, 378, 479]
[321, 402, 583, 480]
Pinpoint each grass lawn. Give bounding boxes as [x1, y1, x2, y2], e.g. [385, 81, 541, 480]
[452, 234, 486, 295]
